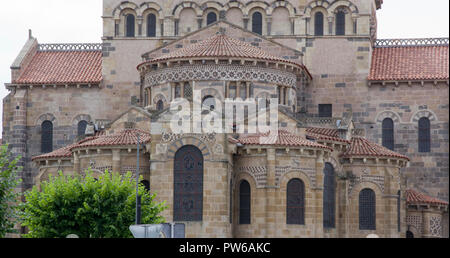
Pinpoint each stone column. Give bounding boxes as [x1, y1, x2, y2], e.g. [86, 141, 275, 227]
[314, 150, 325, 237]
[290, 17, 295, 35]
[114, 19, 120, 37]
[73, 152, 80, 174]
[11, 89, 28, 192]
[160, 19, 164, 36]
[304, 17, 310, 36]
[243, 16, 249, 30]
[137, 17, 143, 36]
[112, 149, 121, 173]
[327, 16, 334, 35]
[266, 17, 272, 36]
[265, 148, 277, 237]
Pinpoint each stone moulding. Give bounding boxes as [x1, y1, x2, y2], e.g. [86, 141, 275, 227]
[374, 38, 449, 48]
[38, 43, 103, 52]
[144, 64, 298, 88]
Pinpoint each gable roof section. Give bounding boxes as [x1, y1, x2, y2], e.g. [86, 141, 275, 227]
[369, 44, 449, 82]
[341, 137, 409, 160]
[73, 128, 151, 149]
[306, 127, 350, 143]
[406, 189, 448, 206]
[13, 49, 102, 85]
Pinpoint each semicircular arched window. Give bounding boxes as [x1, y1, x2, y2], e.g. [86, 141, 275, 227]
[147, 13, 156, 37]
[202, 95, 216, 111]
[335, 10, 346, 36]
[156, 100, 164, 111]
[418, 117, 431, 153]
[239, 180, 251, 224]
[41, 120, 53, 153]
[323, 163, 336, 228]
[252, 12, 263, 35]
[382, 118, 394, 151]
[77, 120, 88, 137]
[207, 12, 217, 25]
[126, 14, 135, 37]
[359, 188, 376, 230]
[314, 12, 324, 36]
[287, 178, 305, 225]
[173, 145, 204, 222]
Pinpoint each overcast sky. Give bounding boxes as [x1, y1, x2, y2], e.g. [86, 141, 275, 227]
[0, 0, 449, 136]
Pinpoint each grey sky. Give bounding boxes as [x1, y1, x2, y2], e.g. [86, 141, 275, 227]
[0, 0, 449, 136]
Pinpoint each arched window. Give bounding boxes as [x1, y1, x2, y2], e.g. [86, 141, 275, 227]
[359, 188, 376, 230]
[252, 12, 263, 35]
[286, 179, 305, 225]
[323, 163, 336, 228]
[418, 117, 431, 152]
[141, 180, 150, 192]
[77, 120, 88, 137]
[202, 95, 216, 111]
[41, 121, 53, 153]
[335, 10, 346, 36]
[125, 14, 136, 37]
[184, 82, 193, 101]
[314, 12, 324, 36]
[239, 180, 251, 224]
[382, 118, 394, 151]
[173, 145, 204, 222]
[156, 100, 164, 111]
[406, 230, 414, 238]
[207, 12, 217, 25]
[174, 83, 181, 99]
[147, 13, 156, 37]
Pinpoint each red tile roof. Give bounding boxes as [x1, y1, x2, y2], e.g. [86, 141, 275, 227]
[341, 137, 410, 160]
[306, 127, 350, 143]
[406, 189, 448, 206]
[368, 45, 449, 81]
[32, 136, 98, 161]
[236, 130, 332, 150]
[73, 129, 151, 149]
[14, 50, 102, 85]
[138, 34, 304, 69]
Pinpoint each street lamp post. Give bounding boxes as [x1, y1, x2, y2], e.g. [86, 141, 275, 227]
[136, 133, 141, 225]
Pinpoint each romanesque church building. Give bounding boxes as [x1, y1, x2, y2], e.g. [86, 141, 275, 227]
[3, 0, 448, 238]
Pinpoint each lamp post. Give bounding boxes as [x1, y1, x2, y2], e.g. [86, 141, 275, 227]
[136, 133, 141, 225]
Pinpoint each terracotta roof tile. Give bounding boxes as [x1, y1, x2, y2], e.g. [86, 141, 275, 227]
[368, 45, 449, 81]
[14, 50, 102, 85]
[341, 137, 409, 160]
[306, 127, 350, 143]
[236, 130, 332, 150]
[73, 129, 151, 149]
[32, 136, 99, 161]
[406, 189, 448, 206]
[139, 34, 304, 68]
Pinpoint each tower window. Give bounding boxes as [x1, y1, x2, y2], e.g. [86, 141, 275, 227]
[336, 10, 346, 36]
[147, 13, 156, 37]
[41, 120, 53, 154]
[314, 12, 324, 36]
[125, 14, 135, 37]
[319, 104, 332, 118]
[252, 12, 263, 35]
[382, 118, 394, 151]
[77, 120, 88, 137]
[418, 117, 431, 152]
[207, 12, 217, 25]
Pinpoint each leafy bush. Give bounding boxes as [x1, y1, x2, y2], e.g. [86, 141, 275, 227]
[20, 170, 166, 238]
[0, 144, 22, 238]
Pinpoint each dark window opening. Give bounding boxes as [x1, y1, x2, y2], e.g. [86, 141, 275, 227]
[173, 145, 204, 222]
[41, 120, 53, 154]
[287, 179, 305, 225]
[406, 231, 414, 238]
[252, 12, 263, 35]
[239, 180, 251, 224]
[314, 12, 324, 36]
[147, 14, 156, 37]
[382, 118, 395, 151]
[418, 117, 431, 153]
[77, 120, 88, 137]
[336, 10, 346, 36]
[207, 12, 217, 25]
[359, 188, 376, 230]
[157, 100, 164, 111]
[141, 180, 150, 192]
[126, 14, 136, 37]
[319, 104, 332, 118]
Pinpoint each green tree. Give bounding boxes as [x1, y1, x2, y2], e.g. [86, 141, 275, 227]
[0, 144, 22, 238]
[20, 170, 166, 238]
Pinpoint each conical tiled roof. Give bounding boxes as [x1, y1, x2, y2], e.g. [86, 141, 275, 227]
[341, 137, 409, 160]
[406, 189, 448, 206]
[139, 34, 303, 68]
